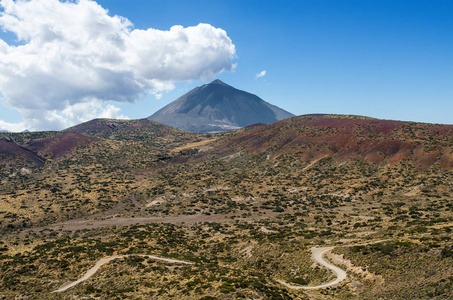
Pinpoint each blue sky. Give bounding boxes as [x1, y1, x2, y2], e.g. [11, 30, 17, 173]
[0, 0, 452, 131]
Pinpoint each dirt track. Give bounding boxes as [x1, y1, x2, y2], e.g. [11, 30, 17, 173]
[276, 246, 346, 290]
[277, 239, 390, 290]
[52, 254, 194, 293]
[25, 211, 281, 232]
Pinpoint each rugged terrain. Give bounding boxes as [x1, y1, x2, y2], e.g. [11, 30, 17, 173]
[0, 114, 452, 299]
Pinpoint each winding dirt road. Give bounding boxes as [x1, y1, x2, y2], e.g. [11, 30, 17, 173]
[276, 246, 346, 290]
[52, 254, 194, 293]
[277, 239, 390, 290]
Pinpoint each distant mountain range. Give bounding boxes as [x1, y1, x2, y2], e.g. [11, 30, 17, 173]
[148, 79, 294, 133]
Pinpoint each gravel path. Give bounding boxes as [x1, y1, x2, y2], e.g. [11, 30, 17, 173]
[25, 211, 281, 233]
[277, 239, 391, 290]
[52, 254, 194, 293]
[276, 246, 346, 290]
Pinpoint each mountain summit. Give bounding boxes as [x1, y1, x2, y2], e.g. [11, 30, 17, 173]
[148, 80, 294, 133]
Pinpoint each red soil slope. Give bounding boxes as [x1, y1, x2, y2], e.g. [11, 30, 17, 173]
[0, 139, 46, 166]
[214, 115, 453, 170]
[27, 132, 99, 159]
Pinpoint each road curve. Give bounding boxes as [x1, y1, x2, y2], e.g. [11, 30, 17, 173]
[277, 239, 391, 290]
[277, 246, 346, 290]
[52, 254, 194, 293]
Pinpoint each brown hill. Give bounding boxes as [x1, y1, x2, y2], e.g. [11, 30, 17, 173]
[210, 114, 453, 170]
[27, 132, 100, 159]
[64, 118, 193, 141]
[0, 139, 46, 166]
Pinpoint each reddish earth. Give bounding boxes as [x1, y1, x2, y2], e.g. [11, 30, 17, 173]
[212, 115, 453, 170]
[28, 132, 99, 159]
[0, 139, 46, 166]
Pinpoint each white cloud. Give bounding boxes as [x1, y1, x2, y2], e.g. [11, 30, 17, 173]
[62, 101, 128, 124]
[0, 0, 236, 130]
[255, 70, 266, 79]
[0, 119, 27, 132]
[0, 100, 128, 132]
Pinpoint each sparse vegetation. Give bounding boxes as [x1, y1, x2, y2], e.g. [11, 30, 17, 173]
[1, 115, 452, 299]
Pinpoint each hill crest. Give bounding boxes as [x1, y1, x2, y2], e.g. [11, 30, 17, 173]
[208, 114, 453, 170]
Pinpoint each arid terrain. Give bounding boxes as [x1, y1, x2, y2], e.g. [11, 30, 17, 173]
[1, 114, 452, 299]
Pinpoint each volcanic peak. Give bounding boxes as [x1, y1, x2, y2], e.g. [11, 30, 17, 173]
[148, 79, 294, 133]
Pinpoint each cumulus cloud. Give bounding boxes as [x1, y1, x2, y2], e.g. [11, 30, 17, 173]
[0, 119, 27, 132]
[62, 100, 128, 124]
[0, 0, 236, 131]
[255, 70, 266, 79]
[0, 101, 127, 132]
